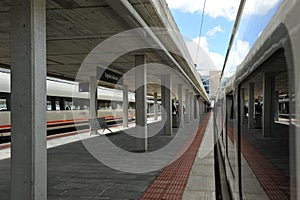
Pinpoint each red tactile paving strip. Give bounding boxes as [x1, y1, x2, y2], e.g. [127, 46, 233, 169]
[228, 126, 290, 200]
[140, 113, 211, 200]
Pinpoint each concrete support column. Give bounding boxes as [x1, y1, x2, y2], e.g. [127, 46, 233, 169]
[274, 91, 279, 121]
[178, 84, 184, 128]
[248, 83, 255, 129]
[198, 100, 201, 115]
[161, 74, 172, 136]
[196, 99, 200, 118]
[200, 100, 202, 115]
[240, 88, 245, 122]
[135, 55, 147, 151]
[190, 92, 194, 120]
[201, 101, 204, 114]
[90, 76, 98, 135]
[10, 0, 47, 199]
[194, 95, 198, 119]
[185, 89, 190, 124]
[123, 85, 129, 127]
[263, 73, 275, 137]
[154, 92, 158, 120]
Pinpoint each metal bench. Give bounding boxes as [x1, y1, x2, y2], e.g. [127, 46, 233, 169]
[89, 117, 113, 135]
[98, 117, 113, 133]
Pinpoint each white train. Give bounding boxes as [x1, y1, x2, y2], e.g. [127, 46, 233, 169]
[0, 70, 143, 138]
[214, 0, 300, 199]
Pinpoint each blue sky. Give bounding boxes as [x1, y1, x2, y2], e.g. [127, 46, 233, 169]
[171, 11, 233, 56]
[166, 0, 283, 76]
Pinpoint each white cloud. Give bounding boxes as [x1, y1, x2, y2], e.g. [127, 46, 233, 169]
[185, 36, 224, 74]
[183, 27, 250, 78]
[166, 0, 281, 21]
[243, 0, 281, 16]
[192, 36, 209, 52]
[185, 36, 250, 78]
[206, 25, 223, 37]
[207, 51, 225, 70]
[226, 39, 250, 73]
[166, 0, 238, 21]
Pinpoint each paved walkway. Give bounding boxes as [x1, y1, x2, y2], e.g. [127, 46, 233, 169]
[0, 114, 216, 200]
[0, 123, 166, 200]
[0, 116, 161, 160]
[183, 115, 215, 199]
[140, 113, 214, 200]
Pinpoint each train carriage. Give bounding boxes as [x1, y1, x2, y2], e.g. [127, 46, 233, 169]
[0, 70, 157, 138]
[214, 0, 300, 199]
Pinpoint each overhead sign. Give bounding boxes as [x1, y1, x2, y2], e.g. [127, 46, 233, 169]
[97, 66, 123, 85]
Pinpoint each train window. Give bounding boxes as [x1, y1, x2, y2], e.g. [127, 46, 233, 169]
[83, 105, 89, 110]
[129, 102, 135, 110]
[116, 102, 122, 109]
[224, 94, 236, 176]
[239, 50, 291, 199]
[46, 101, 52, 110]
[111, 102, 117, 110]
[73, 98, 89, 110]
[275, 72, 290, 124]
[55, 100, 60, 110]
[98, 100, 111, 110]
[65, 100, 74, 110]
[0, 98, 7, 111]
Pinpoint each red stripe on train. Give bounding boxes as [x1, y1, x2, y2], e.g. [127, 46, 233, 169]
[0, 115, 135, 132]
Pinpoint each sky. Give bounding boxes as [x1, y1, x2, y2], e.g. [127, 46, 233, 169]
[165, 0, 283, 77]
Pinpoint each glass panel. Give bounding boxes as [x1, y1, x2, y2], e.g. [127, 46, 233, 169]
[55, 100, 60, 110]
[240, 59, 290, 199]
[65, 100, 74, 110]
[46, 100, 52, 111]
[0, 98, 7, 111]
[226, 94, 235, 175]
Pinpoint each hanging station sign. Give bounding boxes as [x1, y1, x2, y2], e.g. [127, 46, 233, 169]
[97, 66, 123, 85]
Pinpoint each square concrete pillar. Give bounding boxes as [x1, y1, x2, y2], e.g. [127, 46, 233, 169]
[263, 73, 275, 137]
[274, 91, 279, 121]
[194, 95, 198, 119]
[248, 83, 255, 129]
[10, 0, 47, 199]
[178, 84, 184, 128]
[123, 85, 129, 127]
[90, 76, 98, 135]
[154, 92, 158, 120]
[198, 100, 201, 115]
[135, 55, 147, 151]
[161, 74, 172, 136]
[190, 92, 194, 121]
[240, 88, 246, 121]
[185, 89, 190, 124]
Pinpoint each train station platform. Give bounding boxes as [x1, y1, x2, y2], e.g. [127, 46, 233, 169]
[0, 113, 215, 200]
